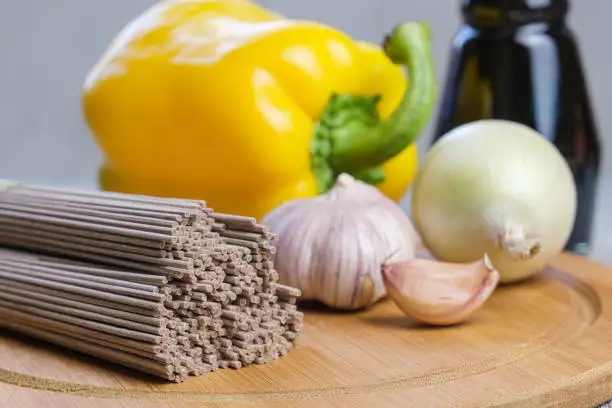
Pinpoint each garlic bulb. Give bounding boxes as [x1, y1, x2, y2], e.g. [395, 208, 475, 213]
[412, 120, 577, 283]
[382, 255, 499, 326]
[262, 173, 416, 310]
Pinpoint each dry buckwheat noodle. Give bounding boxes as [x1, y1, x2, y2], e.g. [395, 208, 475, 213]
[0, 181, 303, 382]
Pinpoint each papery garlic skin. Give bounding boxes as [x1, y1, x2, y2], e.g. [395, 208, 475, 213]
[262, 174, 416, 310]
[382, 255, 499, 326]
[412, 120, 577, 283]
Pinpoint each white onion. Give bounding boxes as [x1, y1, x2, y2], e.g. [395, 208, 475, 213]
[411, 119, 577, 283]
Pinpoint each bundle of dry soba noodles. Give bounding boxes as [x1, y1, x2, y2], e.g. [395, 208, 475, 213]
[0, 181, 303, 382]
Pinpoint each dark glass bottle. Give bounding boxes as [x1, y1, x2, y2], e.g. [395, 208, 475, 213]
[432, 0, 601, 255]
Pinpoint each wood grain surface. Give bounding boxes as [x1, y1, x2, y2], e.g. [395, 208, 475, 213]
[1, 253, 612, 408]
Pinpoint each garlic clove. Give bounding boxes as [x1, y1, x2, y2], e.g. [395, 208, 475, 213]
[381, 255, 499, 326]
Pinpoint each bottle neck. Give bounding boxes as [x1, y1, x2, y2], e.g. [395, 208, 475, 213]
[462, 0, 569, 29]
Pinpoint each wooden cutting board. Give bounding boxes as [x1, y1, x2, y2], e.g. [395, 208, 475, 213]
[1, 253, 612, 408]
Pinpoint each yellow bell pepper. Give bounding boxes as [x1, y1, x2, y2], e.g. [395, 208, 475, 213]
[82, 0, 436, 220]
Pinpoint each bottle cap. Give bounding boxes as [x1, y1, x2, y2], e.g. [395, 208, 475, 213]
[461, 0, 569, 28]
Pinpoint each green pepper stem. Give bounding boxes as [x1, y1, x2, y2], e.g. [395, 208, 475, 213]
[310, 22, 436, 193]
[331, 22, 436, 173]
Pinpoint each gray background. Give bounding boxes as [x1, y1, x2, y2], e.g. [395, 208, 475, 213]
[1, 0, 610, 263]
